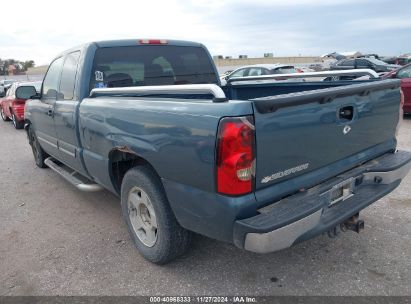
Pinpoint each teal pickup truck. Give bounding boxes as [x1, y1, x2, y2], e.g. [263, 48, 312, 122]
[17, 39, 411, 264]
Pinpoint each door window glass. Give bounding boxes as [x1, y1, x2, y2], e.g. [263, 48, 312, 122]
[229, 69, 247, 78]
[60, 52, 80, 100]
[248, 68, 263, 76]
[340, 60, 354, 66]
[42, 57, 63, 100]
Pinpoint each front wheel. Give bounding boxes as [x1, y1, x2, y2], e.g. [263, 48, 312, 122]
[28, 127, 48, 168]
[12, 114, 24, 129]
[1, 107, 10, 121]
[121, 165, 192, 264]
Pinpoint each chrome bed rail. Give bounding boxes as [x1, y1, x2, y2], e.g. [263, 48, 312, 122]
[226, 69, 379, 85]
[90, 83, 228, 102]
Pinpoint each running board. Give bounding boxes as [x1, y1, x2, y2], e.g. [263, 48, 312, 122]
[44, 157, 103, 192]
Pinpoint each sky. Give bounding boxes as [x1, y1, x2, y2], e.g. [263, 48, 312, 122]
[0, 0, 410, 65]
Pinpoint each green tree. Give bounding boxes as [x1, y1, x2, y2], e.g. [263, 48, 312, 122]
[23, 60, 35, 70]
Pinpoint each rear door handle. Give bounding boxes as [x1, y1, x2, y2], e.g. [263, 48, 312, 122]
[47, 109, 54, 117]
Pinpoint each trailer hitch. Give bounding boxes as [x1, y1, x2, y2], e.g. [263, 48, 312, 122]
[341, 213, 364, 233]
[327, 213, 364, 238]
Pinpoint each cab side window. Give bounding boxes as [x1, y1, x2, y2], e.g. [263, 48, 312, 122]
[248, 68, 263, 76]
[59, 52, 80, 100]
[42, 57, 63, 100]
[230, 69, 247, 78]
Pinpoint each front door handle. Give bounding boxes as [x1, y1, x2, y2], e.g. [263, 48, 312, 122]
[47, 109, 54, 117]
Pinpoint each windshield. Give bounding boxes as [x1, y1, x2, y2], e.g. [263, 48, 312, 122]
[90, 45, 218, 91]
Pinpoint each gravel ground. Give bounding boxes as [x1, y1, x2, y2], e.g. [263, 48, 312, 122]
[0, 117, 410, 296]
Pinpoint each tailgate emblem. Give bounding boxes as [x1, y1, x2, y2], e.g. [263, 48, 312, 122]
[343, 125, 351, 135]
[261, 163, 309, 184]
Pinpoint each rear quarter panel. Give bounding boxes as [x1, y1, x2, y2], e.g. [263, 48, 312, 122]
[78, 97, 253, 193]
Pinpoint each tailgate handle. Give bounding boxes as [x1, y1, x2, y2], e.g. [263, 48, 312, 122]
[339, 106, 354, 121]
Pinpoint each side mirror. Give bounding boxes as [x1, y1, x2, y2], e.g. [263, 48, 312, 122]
[15, 86, 38, 100]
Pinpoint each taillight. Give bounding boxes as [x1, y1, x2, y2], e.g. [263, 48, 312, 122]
[139, 39, 168, 45]
[12, 99, 25, 106]
[216, 116, 255, 195]
[396, 89, 404, 138]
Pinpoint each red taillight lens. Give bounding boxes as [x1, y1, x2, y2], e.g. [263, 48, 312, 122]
[12, 99, 26, 106]
[217, 116, 255, 195]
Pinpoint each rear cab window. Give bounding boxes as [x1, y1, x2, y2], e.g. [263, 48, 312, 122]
[89, 45, 218, 92]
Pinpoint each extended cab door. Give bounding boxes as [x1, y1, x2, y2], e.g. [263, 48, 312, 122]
[53, 51, 88, 175]
[31, 57, 63, 157]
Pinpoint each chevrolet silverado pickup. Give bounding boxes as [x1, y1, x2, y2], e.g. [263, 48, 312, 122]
[18, 39, 411, 264]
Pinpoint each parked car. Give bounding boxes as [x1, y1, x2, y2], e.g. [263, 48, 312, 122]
[321, 52, 346, 60]
[330, 58, 400, 73]
[0, 79, 16, 97]
[0, 81, 41, 129]
[382, 63, 411, 114]
[381, 56, 398, 65]
[396, 54, 411, 66]
[357, 54, 380, 60]
[20, 39, 410, 264]
[221, 64, 299, 85]
[308, 64, 324, 71]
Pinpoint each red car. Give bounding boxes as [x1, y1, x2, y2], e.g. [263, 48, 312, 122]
[383, 63, 411, 114]
[0, 81, 41, 129]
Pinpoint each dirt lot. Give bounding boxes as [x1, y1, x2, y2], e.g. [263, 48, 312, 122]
[0, 117, 410, 296]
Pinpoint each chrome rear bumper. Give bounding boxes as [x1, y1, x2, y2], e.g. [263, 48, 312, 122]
[234, 151, 411, 254]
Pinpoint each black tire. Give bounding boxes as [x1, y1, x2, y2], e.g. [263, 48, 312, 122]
[12, 114, 24, 129]
[1, 107, 10, 121]
[28, 127, 48, 168]
[121, 165, 192, 264]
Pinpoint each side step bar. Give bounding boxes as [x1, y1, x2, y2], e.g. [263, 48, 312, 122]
[44, 157, 103, 192]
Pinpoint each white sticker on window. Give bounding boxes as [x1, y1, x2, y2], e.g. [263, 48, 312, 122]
[95, 71, 104, 81]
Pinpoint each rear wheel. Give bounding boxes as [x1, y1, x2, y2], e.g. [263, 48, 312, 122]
[12, 114, 24, 129]
[1, 107, 10, 121]
[28, 127, 48, 168]
[121, 165, 192, 264]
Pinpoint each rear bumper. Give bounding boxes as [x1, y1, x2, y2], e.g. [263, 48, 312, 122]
[403, 104, 411, 114]
[233, 150, 411, 253]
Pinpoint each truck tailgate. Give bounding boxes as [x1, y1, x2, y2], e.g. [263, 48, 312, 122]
[251, 79, 401, 195]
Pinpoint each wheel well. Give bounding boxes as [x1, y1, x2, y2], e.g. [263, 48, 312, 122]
[109, 149, 156, 194]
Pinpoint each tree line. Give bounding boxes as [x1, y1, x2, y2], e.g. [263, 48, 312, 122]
[0, 58, 36, 75]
